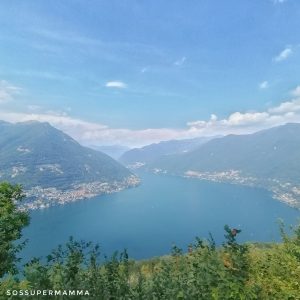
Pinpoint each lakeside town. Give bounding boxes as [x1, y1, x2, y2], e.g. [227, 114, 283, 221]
[183, 170, 300, 209]
[138, 166, 300, 210]
[20, 175, 140, 210]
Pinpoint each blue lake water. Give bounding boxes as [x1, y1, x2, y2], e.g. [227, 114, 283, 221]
[21, 172, 300, 262]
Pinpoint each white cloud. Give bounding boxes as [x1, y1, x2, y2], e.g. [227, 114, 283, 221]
[174, 56, 186, 66]
[259, 81, 269, 89]
[1, 85, 300, 147]
[187, 92, 300, 136]
[227, 111, 270, 126]
[0, 80, 22, 103]
[267, 86, 300, 114]
[0, 111, 185, 147]
[186, 111, 272, 134]
[105, 81, 127, 89]
[291, 85, 300, 97]
[268, 99, 300, 114]
[210, 114, 218, 121]
[274, 47, 293, 62]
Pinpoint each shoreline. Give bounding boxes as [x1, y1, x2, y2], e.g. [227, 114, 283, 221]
[183, 170, 300, 209]
[19, 175, 140, 211]
[132, 166, 300, 210]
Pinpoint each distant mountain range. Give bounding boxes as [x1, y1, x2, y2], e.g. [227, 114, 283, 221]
[150, 123, 300, 180]
[0, 121, 139, 209]
[2, 120, 299, 209]
[89, 145, 130, 160]
[122, 123, 300, 208]
[119, 136, 216, 167]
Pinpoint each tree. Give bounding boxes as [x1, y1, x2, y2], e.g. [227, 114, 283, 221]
[0, 182, 29, 277]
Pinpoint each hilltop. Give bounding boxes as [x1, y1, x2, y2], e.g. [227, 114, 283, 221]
[0, 121, 139, 209]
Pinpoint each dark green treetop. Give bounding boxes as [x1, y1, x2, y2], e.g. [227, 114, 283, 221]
[0, 182, 29, 277]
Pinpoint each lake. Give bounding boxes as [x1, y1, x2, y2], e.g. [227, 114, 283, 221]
[21, 172, 300, 262]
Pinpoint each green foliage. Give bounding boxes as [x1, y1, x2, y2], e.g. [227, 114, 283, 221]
[0, 182, 29, 277]
[2, 224, 300, 299]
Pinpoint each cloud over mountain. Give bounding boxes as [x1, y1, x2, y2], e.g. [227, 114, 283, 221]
[1, 85, 300, 147]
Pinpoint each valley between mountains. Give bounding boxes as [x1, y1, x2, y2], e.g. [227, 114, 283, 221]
[120, 123, 300, 209]
[1, 120, 300, 210]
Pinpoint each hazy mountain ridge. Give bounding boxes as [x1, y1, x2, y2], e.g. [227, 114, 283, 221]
[119, 136, 216, 167]
[0, 121, 139, 209]
[150, 123, 300, 180]
[145, 123, 300, 208]
[89, 145, 130, 160]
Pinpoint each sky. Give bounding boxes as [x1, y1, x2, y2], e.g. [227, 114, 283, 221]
[0, 0, 300, 147]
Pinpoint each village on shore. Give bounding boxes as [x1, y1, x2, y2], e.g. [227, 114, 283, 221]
[143, 166, 300, 210]
[20, 175, 140, 210]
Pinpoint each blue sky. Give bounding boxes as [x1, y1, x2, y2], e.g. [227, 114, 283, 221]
[0, 0, 300, 146]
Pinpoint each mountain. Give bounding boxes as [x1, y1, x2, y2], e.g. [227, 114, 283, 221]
[151, 123, 300, 181]
[119, 136, 216, 167]
[89, 145, 130, 160]
[148, 123, 300, 208]
[0, 121, 139, 209]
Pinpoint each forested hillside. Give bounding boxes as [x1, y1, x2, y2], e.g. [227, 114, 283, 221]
[0, 121, 139, 209]
[150, 123, 300, 184]
[0, 121, 132, 188]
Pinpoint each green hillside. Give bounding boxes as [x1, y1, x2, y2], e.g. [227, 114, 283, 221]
[0, 121, 133, 188]
[151, 123, 300, 182]
[0, 121, 139, 209]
